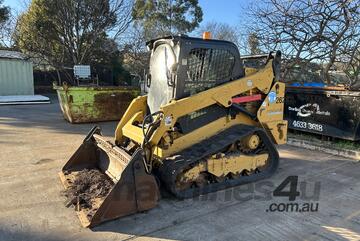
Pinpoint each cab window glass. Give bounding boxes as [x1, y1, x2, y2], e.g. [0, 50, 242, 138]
[185, 48, 235, 95]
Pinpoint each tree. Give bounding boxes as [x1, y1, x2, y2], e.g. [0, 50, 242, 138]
[0, 0, 10, 47]
[0, 0, 9, 24]
[197, 21, 240, 45]
[132, 0, 203, 39]
[247, 0, 360, 84]
[120, 25, 149, 78]
[343, 43, 360, 84]
[15, 0, 132, 73]
[247, 32, 261, 55]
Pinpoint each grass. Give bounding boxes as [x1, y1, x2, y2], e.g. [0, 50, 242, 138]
[288, 131, 360, 151]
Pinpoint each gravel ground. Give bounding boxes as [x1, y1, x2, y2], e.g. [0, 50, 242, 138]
[1, 95, 360, 241]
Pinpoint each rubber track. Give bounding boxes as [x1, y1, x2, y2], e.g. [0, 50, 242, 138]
[157, 124, 279, 199]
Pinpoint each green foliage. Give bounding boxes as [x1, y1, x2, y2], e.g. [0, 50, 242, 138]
[120, 25, 149, 78]
[0, 0, 9, 24]
[247, 32, 261, 55]
[132, 0, 203, 39]
[0, 0, 11, 47]
[111, 54, 132, 86]
[289, 132, 360, 151]
[15, 0, 130, 70]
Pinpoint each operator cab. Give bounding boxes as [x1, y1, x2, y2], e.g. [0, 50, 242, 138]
[146, 35, 245, 114]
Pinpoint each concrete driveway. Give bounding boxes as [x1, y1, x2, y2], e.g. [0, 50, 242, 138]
[1, 96, 360, 241]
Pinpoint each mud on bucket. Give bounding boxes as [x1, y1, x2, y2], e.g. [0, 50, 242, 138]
[59, 126, 159, 227]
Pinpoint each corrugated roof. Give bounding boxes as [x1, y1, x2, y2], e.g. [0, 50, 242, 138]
[0, 50, 26, 60]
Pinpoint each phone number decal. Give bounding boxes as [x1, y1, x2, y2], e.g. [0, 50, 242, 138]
[292, 120, 323, 132]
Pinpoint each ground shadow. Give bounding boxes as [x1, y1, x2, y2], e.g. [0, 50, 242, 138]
[1, 95, 359, 240]
[89, 156, 360, 240]
[0, 227, 68, 241]
[0, 94, 117, 137]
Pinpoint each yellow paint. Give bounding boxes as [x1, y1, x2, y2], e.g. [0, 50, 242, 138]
[122, 111, 145, 144]
[244, 67, 259, 76]
[114, 57, 287, 163]
[115, 95, 147, 144]
[154, 114, 257, 158]
[257, 82, 288, 144]
[180, 153, 269, 180]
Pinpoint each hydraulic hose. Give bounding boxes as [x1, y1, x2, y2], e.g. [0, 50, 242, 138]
[141, 111, 163, 173]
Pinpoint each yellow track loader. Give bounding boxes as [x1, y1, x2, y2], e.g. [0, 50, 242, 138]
[59, 35, 287, 227]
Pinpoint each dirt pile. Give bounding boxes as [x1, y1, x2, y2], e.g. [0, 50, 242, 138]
[63, 169, 113, 211]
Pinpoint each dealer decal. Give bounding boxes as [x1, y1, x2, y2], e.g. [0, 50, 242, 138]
[288, 103, 330, 117]
[292, 120, 323, 132]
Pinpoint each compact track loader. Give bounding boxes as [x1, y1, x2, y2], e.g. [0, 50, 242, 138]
[59, 35, 287, 227]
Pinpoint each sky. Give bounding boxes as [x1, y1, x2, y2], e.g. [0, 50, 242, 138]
[3, 0, 28, 14]
[198, 0, 251, 26]
[4, 0, 252, 27]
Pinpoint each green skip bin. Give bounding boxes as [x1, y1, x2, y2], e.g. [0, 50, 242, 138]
[54, 83, 140, 123]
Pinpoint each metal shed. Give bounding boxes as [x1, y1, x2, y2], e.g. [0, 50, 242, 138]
[0, 50, 34, 96]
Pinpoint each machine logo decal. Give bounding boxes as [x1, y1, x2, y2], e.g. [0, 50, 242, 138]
[268, 91, 277, 103]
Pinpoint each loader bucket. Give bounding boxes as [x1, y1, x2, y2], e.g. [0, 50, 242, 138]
[59, 126, 159, 227]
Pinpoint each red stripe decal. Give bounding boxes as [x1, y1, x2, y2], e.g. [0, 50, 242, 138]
[232, 94, 262, 104]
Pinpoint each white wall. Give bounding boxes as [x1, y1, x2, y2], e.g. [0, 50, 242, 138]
[0, 58, 34, 96]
